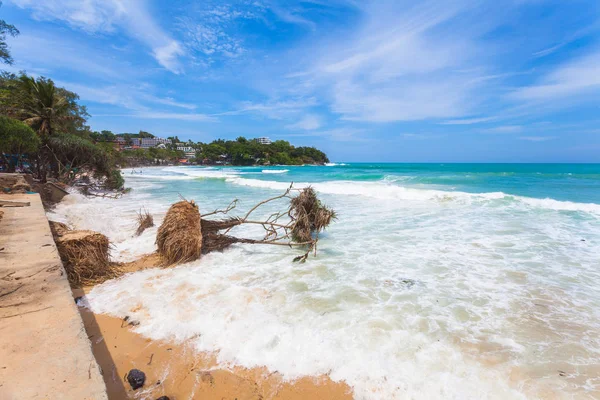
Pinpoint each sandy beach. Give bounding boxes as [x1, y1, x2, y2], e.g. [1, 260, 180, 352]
[74, 288, 352, 400]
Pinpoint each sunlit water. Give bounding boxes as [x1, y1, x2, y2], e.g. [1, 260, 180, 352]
[49, 164, 600, 399]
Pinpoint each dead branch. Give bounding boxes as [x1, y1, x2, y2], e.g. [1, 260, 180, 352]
[196, 184, 335, 261]
[202, 199, 238, 218]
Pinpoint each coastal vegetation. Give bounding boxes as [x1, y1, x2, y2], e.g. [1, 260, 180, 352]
[197, 137, 329, 165]
[0, 69, 329, 188]
[0, 71, 125, 189]
[0, 10, 328, 191]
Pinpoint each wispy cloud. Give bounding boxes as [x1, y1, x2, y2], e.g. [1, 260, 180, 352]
[55, 81, 199, 114]
[291, 0, 496, 123]
[483, 125, 524, 134]
[10, 0, 185, 73]
[403, 133, 446, 140]
[519, 136, 555, 142]
[133, 111, 215, 122]
[287, 127, 368, 142]
[513, 50, 600, 101]
[9, 32, 125, 79]
[285, 114, 322, 130]
[177, 4, 260, 62]
[440, 116, 498, 125]
[219, 97, 318, 119]
[54, 81, 147, 111]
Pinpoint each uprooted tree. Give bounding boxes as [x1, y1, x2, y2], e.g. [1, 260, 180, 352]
[51, 185, 335, 286]
[156, 185, 336, 265]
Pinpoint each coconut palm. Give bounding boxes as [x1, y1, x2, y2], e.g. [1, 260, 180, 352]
[17, 76, 74, 138]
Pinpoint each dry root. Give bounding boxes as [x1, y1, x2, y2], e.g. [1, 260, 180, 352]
[49, 220, 70, 238]
[55, 230, 119, 285]
[156, 200, 203, 265]
[135, 208, 154, 236]
[289, 187, 336, 243]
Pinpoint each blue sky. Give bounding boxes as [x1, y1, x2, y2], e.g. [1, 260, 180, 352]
[2, 0, 600, 162]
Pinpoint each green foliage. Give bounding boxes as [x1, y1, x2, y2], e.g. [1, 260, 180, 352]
[90, 130, 116, 142]
[138, 130, 154, 138]
[0, 74, 88, 137]
[0, 116, 40, 154]
[104, 169, 125, 190]
[0, 2, 18, 65]
[196, 137, 329, 165]
[47, 133, 112, 175]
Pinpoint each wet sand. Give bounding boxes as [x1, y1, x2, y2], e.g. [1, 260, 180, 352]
[73, 288, 353, 400]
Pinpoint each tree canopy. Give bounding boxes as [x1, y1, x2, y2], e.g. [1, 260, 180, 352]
[197, 137, 329, 165]
[0, 116, 40, 154]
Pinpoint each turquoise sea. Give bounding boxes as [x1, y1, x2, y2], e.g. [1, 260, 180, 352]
[51, 163, 600, 399]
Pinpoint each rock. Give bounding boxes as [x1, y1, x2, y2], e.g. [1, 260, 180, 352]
[156, 397, 170, 400]
[126, 369, 146, 390]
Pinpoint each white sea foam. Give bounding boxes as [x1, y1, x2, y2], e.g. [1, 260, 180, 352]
[262, 169, 289, 174]
[52, 166, 600, 399]
[226, 177, 600, 216]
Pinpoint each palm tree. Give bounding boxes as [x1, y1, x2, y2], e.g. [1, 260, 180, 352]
[18, 76, 73, 138]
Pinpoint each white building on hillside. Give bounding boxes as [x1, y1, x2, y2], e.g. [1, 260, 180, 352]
[254, 137, 272, 145]
[139, 137, 170, 148]
[177, 146, 196, 159]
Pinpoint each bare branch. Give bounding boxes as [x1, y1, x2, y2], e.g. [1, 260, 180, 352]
[202, 199, 238, 217]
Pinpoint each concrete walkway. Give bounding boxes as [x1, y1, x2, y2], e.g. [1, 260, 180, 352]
[0, 194, 107, 399]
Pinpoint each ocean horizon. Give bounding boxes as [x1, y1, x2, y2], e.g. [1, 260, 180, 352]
[51, 163, 600, 399]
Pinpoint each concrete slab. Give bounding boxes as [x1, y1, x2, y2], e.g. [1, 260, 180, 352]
[0, 194, 107, 399]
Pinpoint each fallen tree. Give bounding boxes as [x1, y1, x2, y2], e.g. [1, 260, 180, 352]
[157, 185, 336, 265]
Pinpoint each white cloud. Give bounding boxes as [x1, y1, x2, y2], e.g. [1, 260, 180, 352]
[9, 0, 184, 73]
[9, 33, 125, 79]
[294, 0, 491, 122]
[403, 133, 446, 140]
[331, 78, 474, 122]
[220, 98, 318, 120]
[287, 127, 368, 142]
[54, 81, 147, 111]
[152, 41, 185, 73]
[8, 0, 125, 32]
[285, 115, 322, 130]
[513, 51, 600, 101]
[483, 125, 524, 134]
[133, 111, 215, 121]
[55, 81, 199, 114]
[140, 95, 196, 110]
[519, 136, 555, 142]
[440, 116, 498, 125]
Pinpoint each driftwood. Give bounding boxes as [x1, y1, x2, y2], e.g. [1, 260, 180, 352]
[195, 184, 336, 262]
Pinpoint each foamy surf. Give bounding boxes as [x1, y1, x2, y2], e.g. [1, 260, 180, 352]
[53, 164, 600, 399]
[226, 177, 600, 216]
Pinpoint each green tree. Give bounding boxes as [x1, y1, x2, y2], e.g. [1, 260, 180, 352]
[0, 116, 40, 172]
[16, 75, 84, 137]
[138, 130, 154, 138]
[0, 2, 18, 65]
[47, 133, 109, 176]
